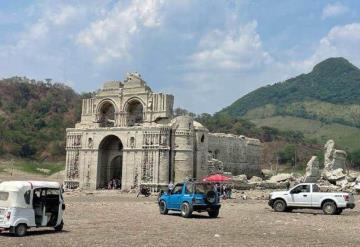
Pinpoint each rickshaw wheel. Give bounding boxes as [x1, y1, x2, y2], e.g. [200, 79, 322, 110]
[54, 220, 64, 231]
[14, 224, 27, 237]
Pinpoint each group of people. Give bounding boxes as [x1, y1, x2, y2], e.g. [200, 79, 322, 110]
[107, 178, 121, 189]
[166, 181, 232, 199]
[215, 183, 232, 199]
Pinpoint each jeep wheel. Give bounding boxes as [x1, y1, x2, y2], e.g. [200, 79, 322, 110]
[159, 200, 168, 215]
[180, 202, 192, 218]
[54, 220, 64, 231]
[322, 201, 337, 215]
[208, 208, 219, 218]
[14, 224, 27, 237]
[205, 191, 217, 204]
[273, 199, 286, 212]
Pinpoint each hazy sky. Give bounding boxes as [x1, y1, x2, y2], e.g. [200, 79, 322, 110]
[0, 0, 360, 113]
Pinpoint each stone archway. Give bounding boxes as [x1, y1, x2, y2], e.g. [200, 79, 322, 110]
[97, 135, 123, 188]
[126, 99, 143, 126]
[98, 101, 115, 127]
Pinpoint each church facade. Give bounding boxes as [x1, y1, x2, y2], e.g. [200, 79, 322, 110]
[64, 73, 261, 190]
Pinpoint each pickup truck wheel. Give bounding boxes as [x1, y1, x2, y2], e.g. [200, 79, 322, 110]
[180, 202, 192, 218]
[322, 201, 337, 215]
[208, 208, 219, 218]
[335, 208, 343, 215]
[159, 200, 168, 215]
[273, 199, 286, 212]
[14, 224, 27, 237]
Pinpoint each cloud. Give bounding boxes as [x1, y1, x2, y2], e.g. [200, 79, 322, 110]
[291, 22, 360, 72]
[188, 21, 272, 71]
[1, 1, 360, 114]
[48, 5, 78, 26]
[76, 0, 165, 63]
[0, 2, 94, 86]
[322, 2, 349, 19]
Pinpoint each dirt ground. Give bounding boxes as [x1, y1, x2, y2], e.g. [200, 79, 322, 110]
[1, 191, 360, 247]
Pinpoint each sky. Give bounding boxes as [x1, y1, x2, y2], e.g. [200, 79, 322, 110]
[0, 0, 360, 114]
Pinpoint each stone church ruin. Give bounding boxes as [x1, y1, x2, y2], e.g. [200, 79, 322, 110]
[64, 73, 261, 190]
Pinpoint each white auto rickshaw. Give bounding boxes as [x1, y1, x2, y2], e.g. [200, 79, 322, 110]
[0, 181, 65, 237]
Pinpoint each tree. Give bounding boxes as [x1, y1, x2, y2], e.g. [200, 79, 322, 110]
[278, 144, 296, 165]
[348, 149, 360, 168]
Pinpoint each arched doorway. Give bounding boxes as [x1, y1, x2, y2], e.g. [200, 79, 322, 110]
[126, 100, 143, 126]
[98, 135, 123, 189]
[99, 101, 115, 127]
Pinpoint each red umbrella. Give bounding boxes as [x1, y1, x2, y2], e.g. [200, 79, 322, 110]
[203, 174, 232, 182]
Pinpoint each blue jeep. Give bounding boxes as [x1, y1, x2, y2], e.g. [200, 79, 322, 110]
[158, 181, 221, 218]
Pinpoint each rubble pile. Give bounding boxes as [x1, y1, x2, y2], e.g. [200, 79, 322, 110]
[208, 155, 224, 174]
[231, 140, 360, 195]
[316, 140, 360, 193]
[231, 172, 297, 191]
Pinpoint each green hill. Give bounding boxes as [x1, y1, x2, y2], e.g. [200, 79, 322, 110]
[0, 77, 82, 160]
[217, 57, 360, 151]
[220, 58, 360, 127]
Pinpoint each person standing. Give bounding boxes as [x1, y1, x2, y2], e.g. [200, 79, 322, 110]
[168, 181, 174, 193]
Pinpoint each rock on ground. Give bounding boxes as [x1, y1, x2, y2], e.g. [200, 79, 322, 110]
[269, 173, 293, 183]
[249, 176, 263, 183]
[322, 168, 346, 183]
[233, 174, 248, 183]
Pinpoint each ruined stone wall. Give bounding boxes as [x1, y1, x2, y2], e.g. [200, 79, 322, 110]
[172, 116, 194, 183]
[193, 128, 209, 179]
[208, 134, 261, 177]
[64, 73, 263, 190]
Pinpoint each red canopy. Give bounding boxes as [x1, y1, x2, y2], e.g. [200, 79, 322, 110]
[203, 174, 232, 182]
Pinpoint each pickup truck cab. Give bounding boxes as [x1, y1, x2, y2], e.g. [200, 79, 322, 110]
[158, 181, 221, 218]
[268, 183, 355, 215]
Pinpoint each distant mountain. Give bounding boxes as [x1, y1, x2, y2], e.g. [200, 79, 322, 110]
[0, 77, 82, 160]
[217, 57, 360, 151]
[220, 57, 360, 123]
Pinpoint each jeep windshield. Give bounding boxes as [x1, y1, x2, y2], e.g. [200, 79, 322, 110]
[195, 183, 214, 194]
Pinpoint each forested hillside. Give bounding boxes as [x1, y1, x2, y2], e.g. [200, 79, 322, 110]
[2, 57, 360, 169]
[211, 57, 360, 167]
[0, 77, 82, 160]
[220, 57, 360, 127]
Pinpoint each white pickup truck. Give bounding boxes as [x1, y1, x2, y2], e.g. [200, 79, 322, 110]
[268, 183, 355, 215]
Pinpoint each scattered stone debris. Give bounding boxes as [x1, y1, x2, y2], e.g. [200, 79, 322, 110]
[269, 173, 293, 183]
[322, 168, 346, 183]
[249, 176, 263, 183]
[232, 174, 248, 183]
[208, 155, 224, 174]
[261, 169, 276, 180]
[229, 140, 360, 194]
